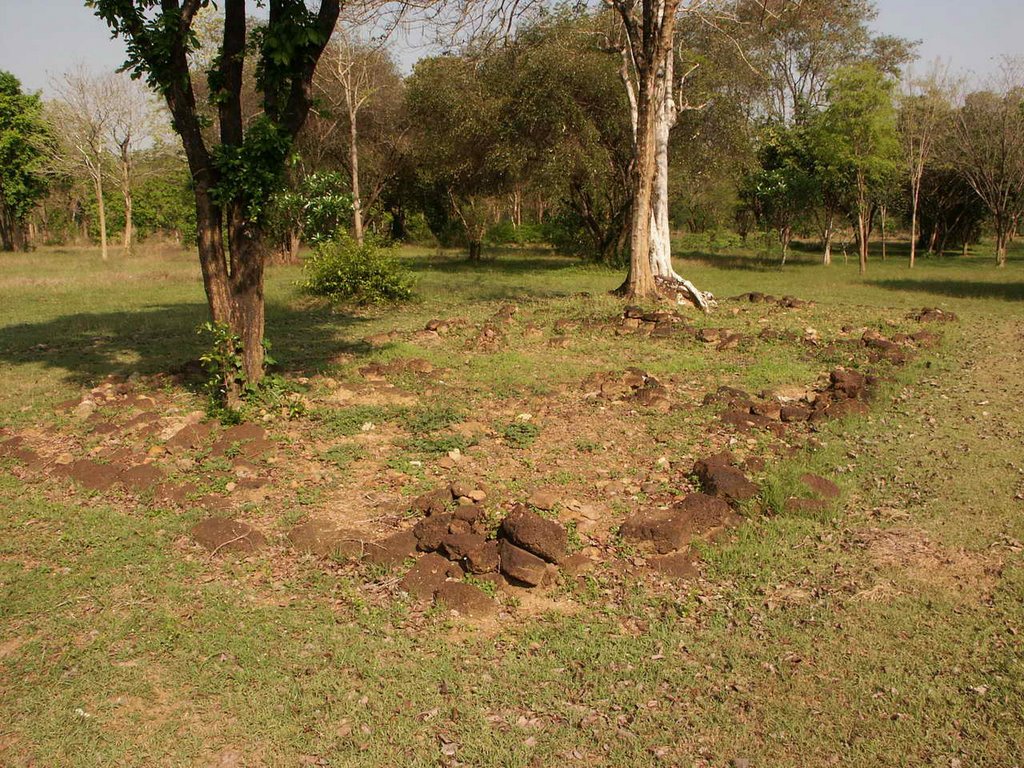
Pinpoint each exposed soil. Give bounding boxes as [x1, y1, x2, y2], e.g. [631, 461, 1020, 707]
[0, 300, 955, 621]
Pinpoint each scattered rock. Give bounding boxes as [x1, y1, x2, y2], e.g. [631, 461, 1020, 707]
[192, 518, 266, 554]
[779, 405, 811, 423]
[440, 532, 487, 561]
[363, 530, 419, 566]
[910, 307, 957, 323]
[413, 513, 454, 552]
[463, 540, 500, 574]
[693, 456, 759, 503]
[118, 463, 165, 492]
[288, 519, 366, 558]
[165, 421, 214, 452]
[798, 473, 840, 500]
[498, 540, 550, 587]
[649, 551, 698, 581]
[434, 581, 496, 618]
[412, 488, 451, 516]
[829, 368, 870, 400]
[59, 459, 120, 491]
[527, 489, 560, 511]
[500, 505, 567, 563]
[560, 553, 597, 576]
[399, 552, 463, 601]
[452, 504, 485, 526]
[620, 493, 736, 554]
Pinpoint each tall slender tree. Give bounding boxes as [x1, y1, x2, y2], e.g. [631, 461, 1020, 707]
[88, 0, 341, 388]
[0, 71, 50, 251]
[898, 64, 954, 268]
[950, 62, 1024, 267]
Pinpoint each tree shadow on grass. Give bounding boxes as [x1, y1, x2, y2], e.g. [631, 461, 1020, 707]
[0, 300, 373, 387]
[870, 278, 1024, 302]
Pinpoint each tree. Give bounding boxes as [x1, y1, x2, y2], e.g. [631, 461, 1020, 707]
[605, 0, 685, 301]
[491, 13, 634, 265]
[314, 35, 398, 244]
[818, 63, 899, 274]
[89, 0, 341, 389]
[746, 0, 914, 123]
[899, 64, 954, 268]
[0, 71, 49, 251]
[49, 66, 122, 261]
[108, 73, 168, 252]
[950, 62, 1024, 267]
[406, 55, 507, 260]
[740, 122, 815, 263]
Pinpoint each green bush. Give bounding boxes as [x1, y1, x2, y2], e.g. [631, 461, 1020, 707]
[303, 233, 414, 306]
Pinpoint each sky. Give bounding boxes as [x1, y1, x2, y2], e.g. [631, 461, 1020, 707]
[0, 0, 1021, 97]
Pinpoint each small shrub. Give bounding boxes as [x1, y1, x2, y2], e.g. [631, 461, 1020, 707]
[502, 421, 541, 449]
[406, 434, 473, 456]
[323, 443, 365, 469]
[314, 405, 394, 437]
[400, 405, 465, 434]
[303, 233, 414, 306]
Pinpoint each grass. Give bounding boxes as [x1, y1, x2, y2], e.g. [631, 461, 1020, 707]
[1, 238, 1023, 766]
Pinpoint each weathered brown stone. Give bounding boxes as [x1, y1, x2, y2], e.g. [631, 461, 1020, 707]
[780, 405, 811, 423]
[288, 519, 365, 558]
[619, 511, 689, 554]
[399, 552, 463, 601]
[165, 422, 214, 452]
[499, 505, 567, 563]
[118, 464, 165, 492]
[464, 540, 500, 574]
[798, 473, 840, 500]
[440, 532, 487, 561]
[649, 551, 698, 581]
[829, 369, 868, 399]
[64, 460, 120, 491]
[363, 529, 419, 566]
[452, 504, 484, 525]
[498, 540, 550, 586]
[434, 581, 496, 618]
[413, 513, 454, 552]
[693, 457, 759, 503]
[751, 401, 782, 420]
[412, 488, 451, 516]
[620, 493, 735, 554]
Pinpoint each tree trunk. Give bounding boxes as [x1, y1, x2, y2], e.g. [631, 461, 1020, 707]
[880, 204, 887, 261]
[94, 173, 108, 261]
[225, 200, 266, 385]
[348, 100, 363, 245]
[857, 210, 869, 275]
[821, 214, 834, 265]
[120, 141, 134, 252]
[996, 227, 1008, 267]
[909, 177, 921, 268]
[468, 240, 482, 261]
[780, 226, 791, 265]
[622, 94, 658, 299]
[0, 198, 21, 251]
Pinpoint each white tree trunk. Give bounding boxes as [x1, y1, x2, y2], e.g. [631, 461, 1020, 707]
[348, 100, 363, 245]
[646, 44, 709, 311]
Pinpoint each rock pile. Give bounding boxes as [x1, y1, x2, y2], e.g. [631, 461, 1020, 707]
[910, 307, 957, 323]
[707, 365, 879, 435]
[392, 484, 573, 614]
[618, 306, 692, 338]
[730, 292, 812, 309]
[583, 369, 671, 411]
[692, 452, 759, 504]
